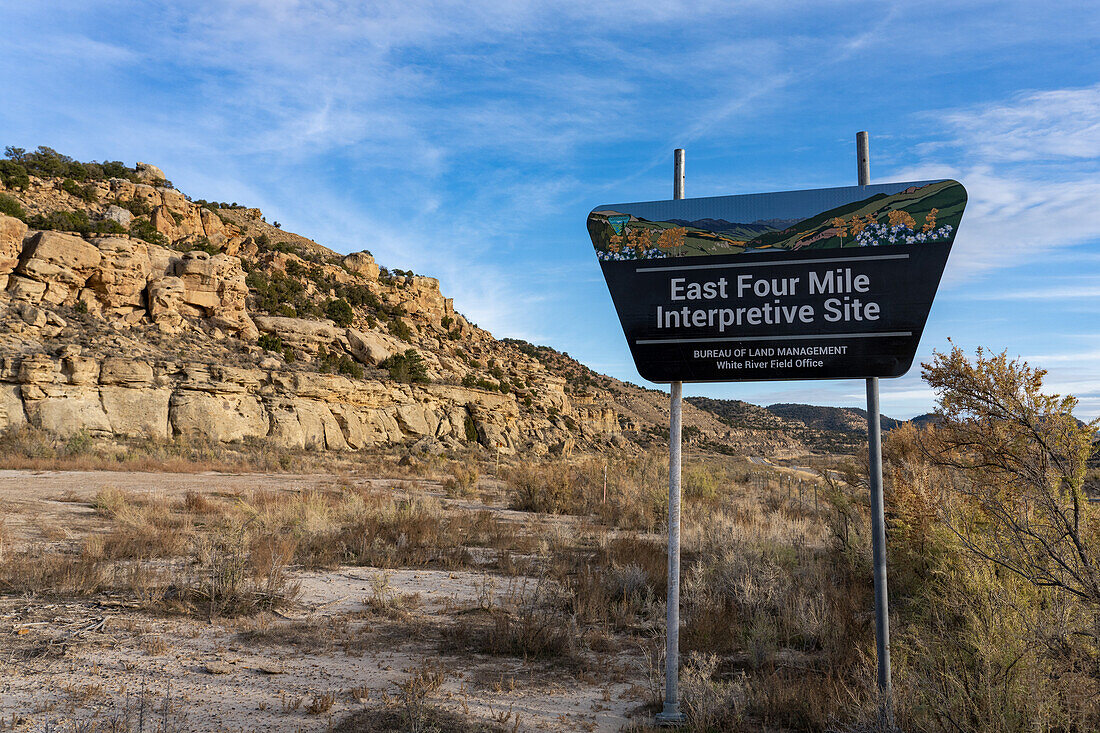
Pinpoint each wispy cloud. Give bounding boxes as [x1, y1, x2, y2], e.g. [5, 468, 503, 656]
[892, 84, 1100, 281]
[968, 278, 1100, 300]
[935, 84, 1100, 162]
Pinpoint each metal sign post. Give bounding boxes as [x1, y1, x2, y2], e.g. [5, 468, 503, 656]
[586, 139, 965, 727]
[859, 131, 893, 718]
[656, 149, 688, 726]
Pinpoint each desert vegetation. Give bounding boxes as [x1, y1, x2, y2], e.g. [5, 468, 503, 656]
[0, 347, 1097, 731]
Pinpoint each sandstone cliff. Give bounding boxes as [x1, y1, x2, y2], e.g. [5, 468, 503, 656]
[0, 150, 807, 457]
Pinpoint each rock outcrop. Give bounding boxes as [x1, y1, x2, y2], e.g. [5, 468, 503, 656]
[0, 158, 811, 458]
[0, 351, 529, 454]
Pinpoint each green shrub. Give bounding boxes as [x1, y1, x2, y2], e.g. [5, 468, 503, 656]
[315, 345, 364, 378]
[324, 298, 354, 327]
[258, 333, 283, 353]
[246, 268, 321, 319]
[99, 219, 126, 234]
[100, 160, 130, 179]
[682, 464, 722, 500]
[381, 349, 429, 384]
[181, 235, 219, 255]
[25, 209, 121, 235]
[129, 218, 168, 246]
[284, 260, 306, 278]
[27, 209, 88, 232]
[0, 160, 29, 190]
[390, 318, 414, 341]
[3, 146, 147, 185]
[60, 178, 98, 203]
[115, 198, 151, 217]
[335, 282, 378, 309]
[0, 193, 25, 220]
[464, 414, 479, 443]
[336, 356, 363, 378]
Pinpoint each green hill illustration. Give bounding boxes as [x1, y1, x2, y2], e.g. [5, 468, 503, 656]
[589, 180, 967, 260]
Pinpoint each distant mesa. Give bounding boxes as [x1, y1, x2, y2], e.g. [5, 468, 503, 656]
[666, 217, 803, 239]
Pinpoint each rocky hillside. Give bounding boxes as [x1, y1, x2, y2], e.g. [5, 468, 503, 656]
[765, 403, 904, 434]
[685, 396, 868, 453]
[686, 396, 940, 452]
[0, 147, 818, 458]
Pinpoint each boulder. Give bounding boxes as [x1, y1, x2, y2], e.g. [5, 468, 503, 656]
[173, 251, 254, 338]
[16, 231, 102, 305]
[0, 214, 27, 275]
[6, 275, 47, 303]
[395, 403, 433, 437]
[200, 208, 225, 239]
[0, 384, 26, 431]
[292, 399, 349, 450]
[102, 205, 133, 228]
[211, 312, 259, 341]
[151, 206, 178, 239]
[346, 328, 409, 364]
[61, 353, 99, 386]
[107, 178, 136, 201]
[550, 437, 575, 456]
[253, 315, 338, 353]
[342, 251, 379, 279]
[16, 352, 58, 385]
[159, 187, 189, 214]
[134, 162, 165, 183]
[146, 244, 177, 279]
[264, 398, 308, 449]
[147, 276, 186, 332]
[131, 184, 161, 208]
[87, 237, 151, 309]
[151, 203, 204, 241]
[18, 304, 46, 328]
[328, 404, 383, 449]
[477, 421, 515, 455]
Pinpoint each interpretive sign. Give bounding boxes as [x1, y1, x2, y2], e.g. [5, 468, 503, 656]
[588, 179, 967, 382]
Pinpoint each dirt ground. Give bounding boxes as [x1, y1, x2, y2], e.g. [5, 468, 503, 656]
[0, 470, 652, 732]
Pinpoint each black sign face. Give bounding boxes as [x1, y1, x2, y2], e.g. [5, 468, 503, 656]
[588, 180, 967, 383]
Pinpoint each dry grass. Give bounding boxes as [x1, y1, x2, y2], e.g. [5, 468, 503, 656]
[0, 679, 190, 732]
[0, 425, 473, 478]
[506, 454, 669, 531]
[7, 422, 1091, 732]
[0, 426, 301, 474]
[0, 481, 530, 620]
[334, 662, 513, 733]
[441, 461, 479, 497]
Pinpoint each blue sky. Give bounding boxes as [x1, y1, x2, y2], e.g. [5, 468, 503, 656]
[2, 1, 1099, 418]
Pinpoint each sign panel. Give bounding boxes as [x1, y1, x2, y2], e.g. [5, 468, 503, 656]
[588, 180, 967, 382]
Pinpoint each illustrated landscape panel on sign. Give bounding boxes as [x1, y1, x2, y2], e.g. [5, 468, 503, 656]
[588, 179, 966, 260]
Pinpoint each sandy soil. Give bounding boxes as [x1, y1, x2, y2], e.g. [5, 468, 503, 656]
[0, 470, 650, 732]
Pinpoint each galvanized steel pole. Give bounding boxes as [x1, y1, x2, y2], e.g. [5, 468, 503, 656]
[657, 149, 687, 726]
[859, 130, 893, 711]
[674, 148, 685, 201]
